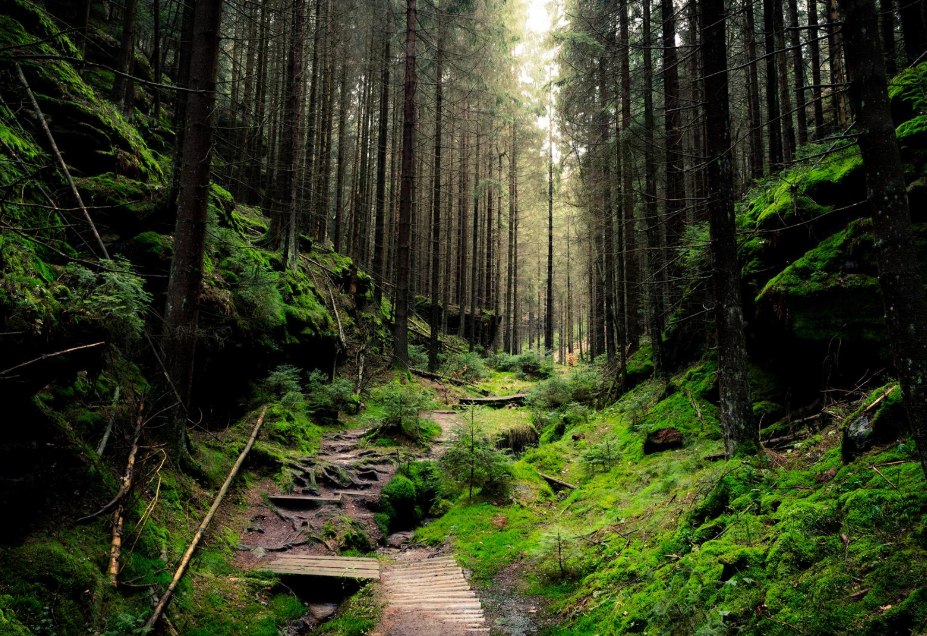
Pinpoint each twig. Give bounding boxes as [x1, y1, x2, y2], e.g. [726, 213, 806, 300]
[96, 386, 120, 456]
[327, 287, 346, 349]
[0, 341, 104, 377]
[145, 406, 268, 630]
[870, 466, 898, 490]
[14, 64, 109, 259]
[863, 385, 898, 414]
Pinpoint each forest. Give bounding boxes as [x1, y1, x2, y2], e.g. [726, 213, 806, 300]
[2, 0, 927, 633]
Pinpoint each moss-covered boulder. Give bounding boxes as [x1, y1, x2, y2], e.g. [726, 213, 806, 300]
[842, 384, 906, 460]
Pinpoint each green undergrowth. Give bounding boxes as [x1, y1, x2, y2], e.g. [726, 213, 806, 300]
[415, 366, 927, 635]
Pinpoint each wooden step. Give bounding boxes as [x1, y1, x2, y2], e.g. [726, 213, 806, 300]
[268, 494, 343, 507]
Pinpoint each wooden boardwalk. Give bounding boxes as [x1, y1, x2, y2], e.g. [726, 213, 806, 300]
[379, 557, 488, 633]
[260, 555, 381, 580]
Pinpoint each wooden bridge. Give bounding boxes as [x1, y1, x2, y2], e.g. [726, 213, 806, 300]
[260, 555, 380, 579]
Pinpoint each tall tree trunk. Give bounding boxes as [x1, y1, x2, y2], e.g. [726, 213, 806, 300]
[511, 133, 520, 354]
[302, 0, 325, 236]
[745, 0, 765, 178]
[842, 0, 927, 478]
[700, 0, 759, 458]
[393, 0, 417, 368]
[881, 0, 898, 75]
[281, 0, 308, 270]
[599, 58, 616, 364]
[162, 0, 223, 457]
[764, 0, 784, 170]
[111, 0, 139, 111]
[505, 123, 516, 353]
[899, 0, 927, 63]
[152, 0, 161, 119]
[428, 18, 445, 372]
[788, 0, 808, 145]
[661, 0, 685, 289]
[457, 109, 469, 338]
[776, 0, 796, 161]
[333, 61, 350, 252]
[374, 1, 393, 302]
[807, 0, 826, 137]
[545, 83, 555, 353]
[643, 0, 667, 375]
[469, 132, 481, 351]
[827, 0, 848, 130]
[619, 0, 640, 349]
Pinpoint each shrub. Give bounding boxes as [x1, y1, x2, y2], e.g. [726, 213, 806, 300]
[379, 474, 417, 533]
[63, 259, 151, 344]
[515, 351, 554, 379]
[408, 344, 428, 369]
[568, 365, 606, 406]
[527, 375, 574, 411]
[305, 370, 358, 423]
[262, 365, 302, 398]
[367, 381, 436, 438]
[441, 409, 512, 499]
[486, 351, 519, 371]
[440, 351, 488, 382]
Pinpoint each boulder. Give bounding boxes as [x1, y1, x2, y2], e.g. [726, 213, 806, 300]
[644, 427, 684, 454]
[841, 385, 906, 461]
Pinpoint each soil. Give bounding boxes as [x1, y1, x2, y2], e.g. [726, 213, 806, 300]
[234, 402, 535, 635]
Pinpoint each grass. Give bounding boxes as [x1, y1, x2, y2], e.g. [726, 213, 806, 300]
[412, 364, 927, 636]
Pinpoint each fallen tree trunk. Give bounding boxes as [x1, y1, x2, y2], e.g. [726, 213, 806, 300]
[108, 396, 146, 587]
[145, 406, 267, 630]
[410, 367, 467, 386]
[458, 394, 527, 407]
[538, 472, 577, 490]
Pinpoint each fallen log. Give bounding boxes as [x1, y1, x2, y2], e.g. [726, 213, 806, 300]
[458, 394, 527, 407]
[109, 397, 146, 587]
[410, 368, 467, 386]
[538, 472, 577, 490]
[145, 406, 267, 631]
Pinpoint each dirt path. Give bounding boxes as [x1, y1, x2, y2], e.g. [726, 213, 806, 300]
[235, 406, 527, 634]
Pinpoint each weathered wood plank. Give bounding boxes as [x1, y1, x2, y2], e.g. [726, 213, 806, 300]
[457, 394, 527, 407]
[267, 494, 343, 507]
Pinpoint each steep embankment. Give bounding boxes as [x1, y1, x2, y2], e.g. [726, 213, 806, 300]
[0, 4, 392, 635]
[413, 360, 927, 636]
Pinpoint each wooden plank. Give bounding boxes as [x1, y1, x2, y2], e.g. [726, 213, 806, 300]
[262, 565, 380, 580]
[270, 556, 379, 566]
[268, 494, 343, 507]
[457, 394, 526, 407]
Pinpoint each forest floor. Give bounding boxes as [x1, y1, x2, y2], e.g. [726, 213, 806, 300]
[232, 379, 540, 635]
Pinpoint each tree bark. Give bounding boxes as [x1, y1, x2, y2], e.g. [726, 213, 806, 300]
[374, 0, 393, 303]
[162, 0, 223, 454]
[393, 0, 417, 368]
[643, 0, 666, 375]
[787, 0, 808, 146]
[428, 18, 445, 372]
[545, 82, 555, 354]
[700, 0, 759, 458]
[764, 0, 784, 170]
[842, 0, 927, 478]
[110, 0, 138, 111]
[807, 0, 826, 138]
[745, 0, 765, 178]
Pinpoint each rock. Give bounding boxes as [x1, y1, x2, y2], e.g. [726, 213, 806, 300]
[250, 546, 267, 559]
[644, 427, 684, 454]
[386, 531, 414, 548]
[841, 386, 907, 461]
[307, 603, 338, 621]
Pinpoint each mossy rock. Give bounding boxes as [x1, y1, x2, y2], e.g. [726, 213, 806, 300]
[841, 384, 906, 460]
